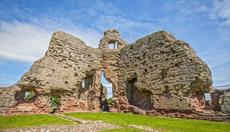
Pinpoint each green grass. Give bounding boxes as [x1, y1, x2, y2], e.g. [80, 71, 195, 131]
[102, 128, 146, 132]
[65, 112, 230, 132]
[0, 114, 75, 129]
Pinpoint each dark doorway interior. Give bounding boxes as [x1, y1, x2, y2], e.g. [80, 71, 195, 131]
[126, 78, 152, 110]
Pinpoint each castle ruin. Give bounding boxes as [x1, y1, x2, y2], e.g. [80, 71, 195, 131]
[0, 29, 229, 121]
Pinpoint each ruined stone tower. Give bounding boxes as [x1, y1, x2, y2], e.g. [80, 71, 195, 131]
[1, 29, 229, 121]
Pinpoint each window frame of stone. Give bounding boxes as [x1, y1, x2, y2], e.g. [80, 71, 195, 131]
[108, 42, 119, 49]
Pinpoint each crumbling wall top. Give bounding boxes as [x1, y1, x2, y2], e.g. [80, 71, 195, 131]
[104, 29, 120, 37]
[99, 29, 127, 49]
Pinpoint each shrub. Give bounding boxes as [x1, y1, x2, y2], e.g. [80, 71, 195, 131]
[107, 98, 113, 106]
[50, 95, 60, 113]
[24, 91, 36, 101]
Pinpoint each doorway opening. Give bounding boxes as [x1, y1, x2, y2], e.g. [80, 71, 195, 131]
[100, 71, 113, 111]
[126, 77, 152, 110]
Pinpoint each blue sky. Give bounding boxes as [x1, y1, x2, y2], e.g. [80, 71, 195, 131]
[0, 0, 230, 94]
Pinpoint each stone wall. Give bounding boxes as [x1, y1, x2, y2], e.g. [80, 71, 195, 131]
[0, 86, 19, 115]
[120, 31, 212, 111]
[211, 89, 230, 113]
[1, 29, 229, 121]
[0, 31, 104, 115]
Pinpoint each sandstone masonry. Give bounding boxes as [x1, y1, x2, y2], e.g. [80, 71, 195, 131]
[0, 29, 229, 121]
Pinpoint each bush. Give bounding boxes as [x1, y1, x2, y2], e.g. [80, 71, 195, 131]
[24, 91, 36, 101]
[107, 98, 113, 106]
[50, 95, 60, 113]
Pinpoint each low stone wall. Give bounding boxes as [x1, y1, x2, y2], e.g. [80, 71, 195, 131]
[211, 89, 230, 113]
[127, 105, 230, 122]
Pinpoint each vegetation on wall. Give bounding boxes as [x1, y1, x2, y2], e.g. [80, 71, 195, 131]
[24, 91, 36, 101]
[50, 95, 60, 113]
[107, 98, 113, 106]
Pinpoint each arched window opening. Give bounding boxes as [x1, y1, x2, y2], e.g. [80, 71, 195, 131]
[81, 74, 93, 89]
[15, 89, 37, 103]
[204, 93, 212, 106]
[82, 79, 85, 88]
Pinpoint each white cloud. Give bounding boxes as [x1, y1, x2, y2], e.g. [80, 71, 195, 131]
[209, 0, 230, 25]
[94, 15, 160, 43]
[198, 5, 208, 12]
[64, 27, 102, 48]
[214, 84, 230, 89]
[0, 21, 51, 62]
[0, 0, 159, 63]
[0, 20, 102, 63]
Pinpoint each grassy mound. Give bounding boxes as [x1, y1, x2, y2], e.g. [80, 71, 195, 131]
[66, 112, 230, 132]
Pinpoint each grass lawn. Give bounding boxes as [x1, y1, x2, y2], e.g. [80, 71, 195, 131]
[66, 112, 230, 132]
[0, 114, 75, 129]
[102, 128, 146, 132]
